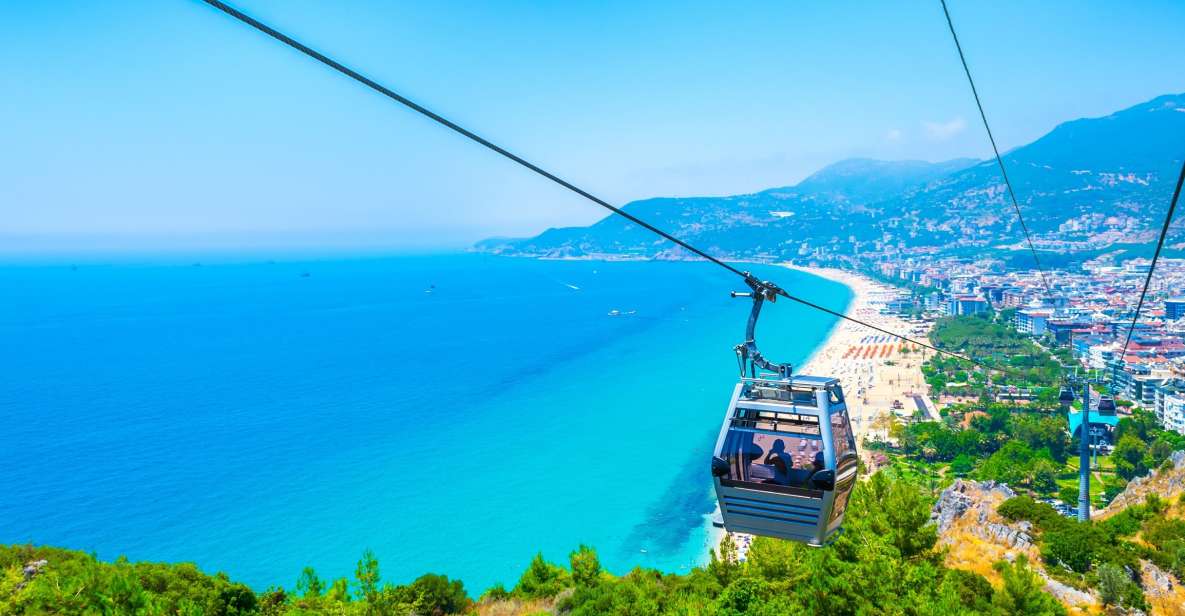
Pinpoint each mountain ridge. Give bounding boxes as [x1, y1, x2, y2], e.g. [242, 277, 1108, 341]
[477, 92, 1185, 262]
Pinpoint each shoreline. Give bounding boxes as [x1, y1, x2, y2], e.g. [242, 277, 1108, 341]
[781, 264, 932, 444]
[711, 264, 933, 561]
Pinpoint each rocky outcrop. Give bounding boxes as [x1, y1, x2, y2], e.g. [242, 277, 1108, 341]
[17, 559, 48, 590]
[1101, 450, 1185, 517]
[932, 479, 1034, 550]
[1039, 572, 1097, 610]
[1140, 560, 1185, 616]
[933, 479, 1098, 615]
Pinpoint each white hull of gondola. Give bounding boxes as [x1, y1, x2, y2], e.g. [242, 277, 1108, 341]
[711, 375, 858, 546]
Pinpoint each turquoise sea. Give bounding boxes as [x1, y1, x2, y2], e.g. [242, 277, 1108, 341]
[0, 253, 850, 593]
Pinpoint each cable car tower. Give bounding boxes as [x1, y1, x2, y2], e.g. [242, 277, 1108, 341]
[1060, 372, 1109, 522]
[711, 275, 859, 545]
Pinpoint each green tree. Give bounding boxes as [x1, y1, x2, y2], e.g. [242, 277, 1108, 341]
[977, 441, 1036, 486]
[569, 545, 601, 587]
[744, 535, 800, 581]
[295, 566, 323, 598]
[883, 477, 939, 559]
[993, 555, 1067, 616]
[479, 583, 510, 602]
[407, 573, 470, 615]
[708, 534, 740, 587]
[1148, 437, 1175, 468]
[1031, 460, 1059, 495]
[1041, 522, 1103, 573]
[513, 553, 569, 599]
[933, 568, 997, 615]
[715, 576, 773, 615]
[327, 577, 351, 603]
[1096, 563, 1143, 610]
[355, 548, 381, 607]
[1113, 434, 1148, 480]
[950, 453, 975, 475]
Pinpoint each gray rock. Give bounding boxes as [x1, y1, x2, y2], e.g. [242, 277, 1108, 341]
[1038, 570, 1097, 609]
[22, 559, 48, 581]
[930, 479, 1018, 535]
[1140, 559, 1176, 598]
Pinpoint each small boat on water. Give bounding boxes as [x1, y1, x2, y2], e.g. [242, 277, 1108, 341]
[607, 309, 637, 317]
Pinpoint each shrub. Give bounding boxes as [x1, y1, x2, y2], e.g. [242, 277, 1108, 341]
[950, 453, 974, 475]
[1041, 523, 1105, 573]
[998, 496, 1065, 532]
[512, 553, 570, 599]
[1096, 563, 1145, 610]
[993, 555, 1067, 616]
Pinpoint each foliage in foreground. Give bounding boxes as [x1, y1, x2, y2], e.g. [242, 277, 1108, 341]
[2, 472, 1069, 615]
[997, 492, 1185, 611]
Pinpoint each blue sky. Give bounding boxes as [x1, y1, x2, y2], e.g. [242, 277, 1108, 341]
[4, 0, 1184, 252]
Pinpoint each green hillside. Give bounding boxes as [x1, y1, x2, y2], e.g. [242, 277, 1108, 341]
[2, 472, 1068, 615]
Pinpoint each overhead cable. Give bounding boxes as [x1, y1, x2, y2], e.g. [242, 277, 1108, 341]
[939, 0, 1054, 297]
[197, 0, 1027, 377]
[1119, 157, 1185, 358]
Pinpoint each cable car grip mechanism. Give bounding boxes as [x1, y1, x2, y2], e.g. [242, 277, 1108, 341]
[731, 273, 792, 379]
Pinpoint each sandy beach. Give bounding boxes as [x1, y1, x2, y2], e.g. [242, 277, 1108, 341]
[787, 265, 935, 446]
[713, 265, 933, 561]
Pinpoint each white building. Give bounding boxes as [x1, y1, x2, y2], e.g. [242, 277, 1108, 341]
[1087, 343, 1116, 371]
[1014, 309, 1050, 336]
[1156, 387, 1185, 436]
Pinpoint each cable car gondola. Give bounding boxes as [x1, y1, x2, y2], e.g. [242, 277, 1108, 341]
[710, 276, 858, 545]
[1097, 395, 1116, 414]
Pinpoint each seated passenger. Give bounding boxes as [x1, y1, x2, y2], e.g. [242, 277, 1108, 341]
[763, 439, 795, 485]
[804, 451, 826, 485]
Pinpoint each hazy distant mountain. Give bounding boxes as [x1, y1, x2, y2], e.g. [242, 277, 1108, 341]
[788, 157, 978, 204]
[476, 93, 1185, 261]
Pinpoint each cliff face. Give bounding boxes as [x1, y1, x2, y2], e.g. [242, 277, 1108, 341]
[1140, 559, 1185, 616]
[1102, 451, 1185, 616]
[932, 479, 1097, 615]
[1099, 451, 1185, 518]
[933, 462, 1185, 616]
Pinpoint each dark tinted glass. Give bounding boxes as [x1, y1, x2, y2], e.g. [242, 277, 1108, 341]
[720, 429, 825, 489]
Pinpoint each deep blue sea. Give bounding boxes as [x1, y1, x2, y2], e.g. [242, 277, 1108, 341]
[0, 253, 850, 593]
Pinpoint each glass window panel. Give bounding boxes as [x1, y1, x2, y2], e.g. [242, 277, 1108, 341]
[721, 429, 825, 489]
[831, 411, 855, 460]
[791, 389, 817, 405]
[829, 481, 853, 523]
[731, 408, 820, 436]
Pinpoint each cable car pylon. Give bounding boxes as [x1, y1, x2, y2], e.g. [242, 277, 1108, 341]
[1060, 372, 1107, 522]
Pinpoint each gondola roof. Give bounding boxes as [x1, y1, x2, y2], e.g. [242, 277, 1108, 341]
[777, 375, 839, 387]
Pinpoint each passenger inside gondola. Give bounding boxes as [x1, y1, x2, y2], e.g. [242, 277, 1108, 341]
[763, 439, 794, 484]
[807, 451, 825, 482]
[722, 430, 823, 488]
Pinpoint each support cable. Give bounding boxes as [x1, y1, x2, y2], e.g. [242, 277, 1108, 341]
[196, 0, 1025, 377]
[1119, 158, 1185, 358]
[939, 0, 1054, 297]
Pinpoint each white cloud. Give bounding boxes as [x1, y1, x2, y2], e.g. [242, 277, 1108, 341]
[922, 117, 967, 140]
[885, 128, 903, 142]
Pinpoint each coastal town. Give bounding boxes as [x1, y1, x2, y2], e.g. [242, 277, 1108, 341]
[851, 253, 1185, 438]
